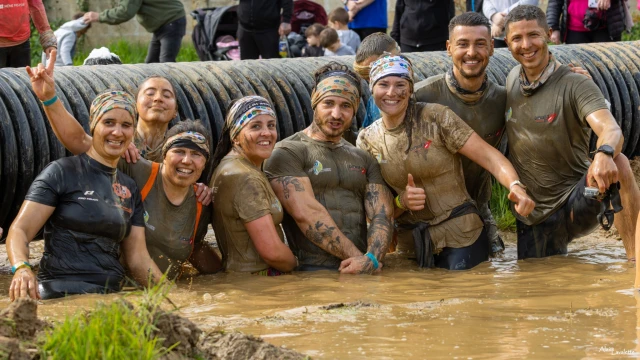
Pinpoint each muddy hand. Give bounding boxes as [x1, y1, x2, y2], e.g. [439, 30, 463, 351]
[195, 183, 213, 206]
[568, 63, 592, 80]
[339, 255, 380, 274]
[508, 184, 535, 217]
[402, 174, 426, 211]
[26, 49, 57, 101]
[550, 30, 561, 45]
[587, 152, 618, 193]
[9, 267, 40, 302]
[122, 142, 140, 164]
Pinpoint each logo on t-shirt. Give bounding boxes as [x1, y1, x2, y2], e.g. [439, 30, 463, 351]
[534, 113, 557, 123]
[348, 165, 366, 174]
[309, 160, 331, 175]
[112, 183, 132, 213]
[144, 210, 156, 231]
[506, 107, 513, 122]
[375, 154, 387, 164]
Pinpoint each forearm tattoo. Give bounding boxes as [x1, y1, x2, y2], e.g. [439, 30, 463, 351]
[304, 221, 349, 259]
[365, 185, 394, 260]
[276, 176, 305, 200]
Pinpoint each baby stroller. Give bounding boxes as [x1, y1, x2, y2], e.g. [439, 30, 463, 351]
[191, 6, 240, 61]
[292, 0, 328, 35]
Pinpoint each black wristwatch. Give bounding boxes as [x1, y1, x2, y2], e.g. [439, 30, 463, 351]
[595, 144, 614, 157]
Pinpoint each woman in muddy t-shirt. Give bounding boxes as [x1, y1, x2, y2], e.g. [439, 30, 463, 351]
[210, 96, 297, 275]
[20, 54, 222, 280]
[5, 85, 163, 301]
[357, 55, 535, 270]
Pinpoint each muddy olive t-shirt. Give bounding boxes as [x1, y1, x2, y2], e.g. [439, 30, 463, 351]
[415, 74, 506, 206]
[505, 64, 608, 225]
[357, 102, 484, 251]
[134, 131, 166, 163]
[119, 158, 209, 278]
[264, 132, 385, 268]
[210, 155, 285, 273]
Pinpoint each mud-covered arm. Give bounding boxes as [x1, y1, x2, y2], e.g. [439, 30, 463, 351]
[270, 176, 363, 260]
[364, 183, 394, 260]
[26, 51, 92, 155]
[122, 226, 163, 285]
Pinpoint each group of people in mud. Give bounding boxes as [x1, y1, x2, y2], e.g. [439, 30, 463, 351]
[5, 5, 640, 302]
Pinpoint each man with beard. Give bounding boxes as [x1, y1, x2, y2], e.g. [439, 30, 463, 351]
[415, 11, 591, 256]
[502, 6, 640, 273]
[264, 62, 394, 274]
[414, 12, 506, 256]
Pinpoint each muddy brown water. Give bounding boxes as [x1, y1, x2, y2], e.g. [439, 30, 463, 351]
[0, 231, 637, 359]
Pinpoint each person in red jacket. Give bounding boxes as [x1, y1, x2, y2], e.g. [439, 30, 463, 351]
[0, 0, 57, 68]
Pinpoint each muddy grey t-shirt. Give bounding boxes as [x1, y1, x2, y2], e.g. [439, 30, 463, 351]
[119, 158, 209, 278]
[264, 132, 385, 268]
[505, 64, 608, 225]
[357, 102, 483, 251]
[415, 74, 506, 205]
[210, 155, 285, 273]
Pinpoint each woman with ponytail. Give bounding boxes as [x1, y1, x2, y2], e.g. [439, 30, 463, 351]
[357, 55, 535, 270]
[210, 96, 297, 275]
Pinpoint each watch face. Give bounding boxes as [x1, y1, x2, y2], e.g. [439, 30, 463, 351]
[598, 145, 614, 156]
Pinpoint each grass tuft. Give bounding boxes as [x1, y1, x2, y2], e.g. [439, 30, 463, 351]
[40, 280, 176, 360]
[489, 179, 517, 232]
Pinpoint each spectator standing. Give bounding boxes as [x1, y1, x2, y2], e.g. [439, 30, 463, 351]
[483, 0, 539, 47]
[346, 0, 388, 40]
[83, 0, 186, 63]
[302, 23, 326, 57]
[391, 0, 455, 52]
[320, 28, 356, 56]
[328, 8, 361, 51]
[0, 0, 57, 68]
[547, 0, 626, 44]
[43, 13, 90, 67]
[237, 0, 293, 60]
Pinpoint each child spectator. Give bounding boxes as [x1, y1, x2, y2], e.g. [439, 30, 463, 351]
[302, 23, 325, 57]
[43, 13, 90, 67]
[320, 28, 355, 56]
[328, 8, 361, 51]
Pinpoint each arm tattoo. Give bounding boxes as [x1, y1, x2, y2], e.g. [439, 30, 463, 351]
[365, 184, 394, 260]
[275, 176, 306, 200]
[305, 221, 345, 257]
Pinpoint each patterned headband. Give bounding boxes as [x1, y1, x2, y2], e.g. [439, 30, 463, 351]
[89, 90, 137, 134]
[226, 96, 276, 140]
[162, 131, 210, 159]
[311, 75, 360, 112]
[369, 55, 414, 91]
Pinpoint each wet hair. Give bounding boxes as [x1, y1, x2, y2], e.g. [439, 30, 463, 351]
[504, 5, 549, 38]
[135, 75, 177, 99]
[448, 12, 491, 36]
[211, 99, 246, 171]
[319, 28, 340, 48]
[355, 33, 398, 64]
[328, 8, 349, 25]
[313, 61, 362, 93]
[305, 23, 325, 38]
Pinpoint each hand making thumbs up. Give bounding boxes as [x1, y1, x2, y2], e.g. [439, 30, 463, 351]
[401, 174, 427, 211]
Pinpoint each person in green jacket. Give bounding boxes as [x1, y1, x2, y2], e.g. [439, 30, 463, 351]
[83, 0, 186, 63]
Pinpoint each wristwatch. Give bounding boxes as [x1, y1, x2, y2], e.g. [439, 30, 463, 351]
[595, 144, 614, 157]
[509, 180, 527, 190]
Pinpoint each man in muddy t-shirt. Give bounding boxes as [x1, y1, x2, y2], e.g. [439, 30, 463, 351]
[415, 12, 506, 255]
[503, 6, 640, 262]
[264, 62, 394, 274]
